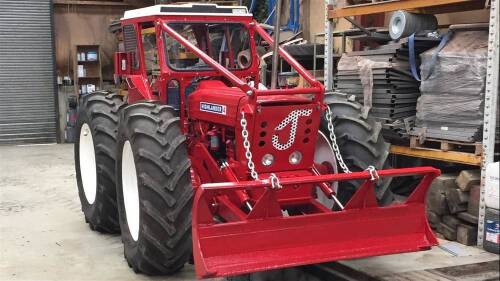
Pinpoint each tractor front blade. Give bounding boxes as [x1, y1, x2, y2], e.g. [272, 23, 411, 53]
[192, 167, 440, 279]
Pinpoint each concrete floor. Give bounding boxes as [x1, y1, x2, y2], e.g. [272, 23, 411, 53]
[342, 241, 499, 279]
[0, 144, 213, 281]
[1, 144, 498, 281]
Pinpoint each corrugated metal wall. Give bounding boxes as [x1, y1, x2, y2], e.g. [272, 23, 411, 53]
[0, 0, 58, 144]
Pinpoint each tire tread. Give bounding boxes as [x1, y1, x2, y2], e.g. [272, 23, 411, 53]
[117, 103, 193, 275]
[75, 91, 124, 233]
[322, 94, 393, 204]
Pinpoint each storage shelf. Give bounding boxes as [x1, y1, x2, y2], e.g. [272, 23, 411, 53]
[328, 0, 485, 18]
[74, 44, 102, 97]
[324, 0, 498, 246]
[390, 145, 482, 166]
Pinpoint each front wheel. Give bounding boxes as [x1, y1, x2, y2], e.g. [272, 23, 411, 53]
[116, 103, 193, 275]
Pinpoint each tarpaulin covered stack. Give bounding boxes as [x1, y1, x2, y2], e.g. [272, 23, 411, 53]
[412, 30, 488, 142]
[334, 37, 438, 142]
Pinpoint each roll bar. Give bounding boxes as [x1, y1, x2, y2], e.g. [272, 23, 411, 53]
[160, 20, 324, 100]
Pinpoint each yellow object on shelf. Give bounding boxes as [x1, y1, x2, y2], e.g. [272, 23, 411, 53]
[390, 145, 482, 166]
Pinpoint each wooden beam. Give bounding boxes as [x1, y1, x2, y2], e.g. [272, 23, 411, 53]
[328, 0, 482, 18]
[390, 145, 482, 166]
[53, 0, 134, 6]
[418, 1, 485, 13]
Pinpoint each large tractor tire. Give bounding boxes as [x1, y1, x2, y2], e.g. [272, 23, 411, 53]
[320, 94, 394, 205]
[75, 91, 124, 233]
[116, 103, 193, 275]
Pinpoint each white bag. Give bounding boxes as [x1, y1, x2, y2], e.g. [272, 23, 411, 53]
[485, 162, 499, 209]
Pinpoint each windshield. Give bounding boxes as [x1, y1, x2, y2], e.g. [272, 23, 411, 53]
[164, 22, 251, 71]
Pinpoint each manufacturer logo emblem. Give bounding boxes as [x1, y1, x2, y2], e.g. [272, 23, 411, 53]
[200, 102, 227, 115]
[272, 109, 312, 150]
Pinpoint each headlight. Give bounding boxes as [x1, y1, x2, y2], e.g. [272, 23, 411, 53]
[289, 151, 302, 165]
[262, 154, 274, 166]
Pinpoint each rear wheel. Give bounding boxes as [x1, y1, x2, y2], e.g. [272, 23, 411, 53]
[320, 94, 393, 205]
[75, 91, 124, 233]
[116, 103, 193, 275]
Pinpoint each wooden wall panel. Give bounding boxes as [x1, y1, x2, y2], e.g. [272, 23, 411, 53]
[302, 0, 353, 52]
[54, 5, 127, 81]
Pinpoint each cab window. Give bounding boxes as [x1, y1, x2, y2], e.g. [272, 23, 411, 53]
[164, 22, 251, 71]
[141, 25, 158, 78]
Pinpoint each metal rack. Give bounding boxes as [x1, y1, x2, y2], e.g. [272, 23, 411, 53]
[324, 0, 499, 245]
[478, 0, 498, 245]
[327, 0, 486, 18]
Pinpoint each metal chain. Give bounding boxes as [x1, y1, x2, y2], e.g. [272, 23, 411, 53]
[240, 112, 259, 180]
[325, 106, 351, 173]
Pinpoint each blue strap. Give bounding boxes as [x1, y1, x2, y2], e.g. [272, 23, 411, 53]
[423, 31, 453, 81]
[409, 31, 454, 82]
[266, 0, 276, 24]
[249, 0, 256, 13]
[409, 33, 421, 81]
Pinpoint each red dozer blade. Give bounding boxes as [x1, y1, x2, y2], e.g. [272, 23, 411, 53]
[192, 167, 440, 279]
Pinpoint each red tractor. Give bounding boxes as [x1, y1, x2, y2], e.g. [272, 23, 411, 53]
[75, 4, 439, 279]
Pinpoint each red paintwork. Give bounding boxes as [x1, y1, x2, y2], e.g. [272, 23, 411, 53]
[116, 10, 440, 279]
[188, 81, 245, 127]
[250, 103, 320, 172]
[193, 167, 440, 278]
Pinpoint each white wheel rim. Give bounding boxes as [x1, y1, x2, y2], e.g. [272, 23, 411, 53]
[79, 123, 97, 204]
[314, 131, 338, 208]
[121, 141, 140, 241]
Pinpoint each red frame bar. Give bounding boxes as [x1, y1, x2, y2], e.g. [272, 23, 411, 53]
[161, 21, 253, 93]
[200, 166, 440, 191]
[253, 23, 322, 89]
[160, 20, 325, 101]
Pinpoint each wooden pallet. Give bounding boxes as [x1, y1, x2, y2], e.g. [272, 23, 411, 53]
[169, 0, 240, 5]
[390, 145, 482, 166]
[346, 0, 391, 6]
[410, 136, 483, 156]
[328, 0, 485, 18]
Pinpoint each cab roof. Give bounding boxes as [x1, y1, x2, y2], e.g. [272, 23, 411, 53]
[122, 4, 251, 20]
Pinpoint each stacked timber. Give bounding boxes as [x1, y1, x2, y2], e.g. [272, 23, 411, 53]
[334, 37, 438, 142]
[426, 170, 482, 245]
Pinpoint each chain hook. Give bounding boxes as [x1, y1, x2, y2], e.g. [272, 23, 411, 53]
[365, 165, 379, 181]
[269, 173, 282, 189]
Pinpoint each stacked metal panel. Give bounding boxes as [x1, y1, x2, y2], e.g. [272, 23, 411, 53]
[333, 38, 439, 142]
[413, 30, 488, 143]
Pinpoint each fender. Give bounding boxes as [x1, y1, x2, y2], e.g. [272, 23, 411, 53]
[126, 75, 156, 103]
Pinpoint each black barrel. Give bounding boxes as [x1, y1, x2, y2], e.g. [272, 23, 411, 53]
[484, 207, 500, 254]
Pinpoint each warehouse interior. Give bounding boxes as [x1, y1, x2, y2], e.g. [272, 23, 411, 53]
[0, 0, 499, 280]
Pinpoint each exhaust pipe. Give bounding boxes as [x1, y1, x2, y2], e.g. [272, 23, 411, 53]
[270, 0, 282, 89]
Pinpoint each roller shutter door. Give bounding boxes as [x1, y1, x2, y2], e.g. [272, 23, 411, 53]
[0, 0, 57, 144]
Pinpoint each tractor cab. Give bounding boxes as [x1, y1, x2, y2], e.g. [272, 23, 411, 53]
[115, 4, 266, 108]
